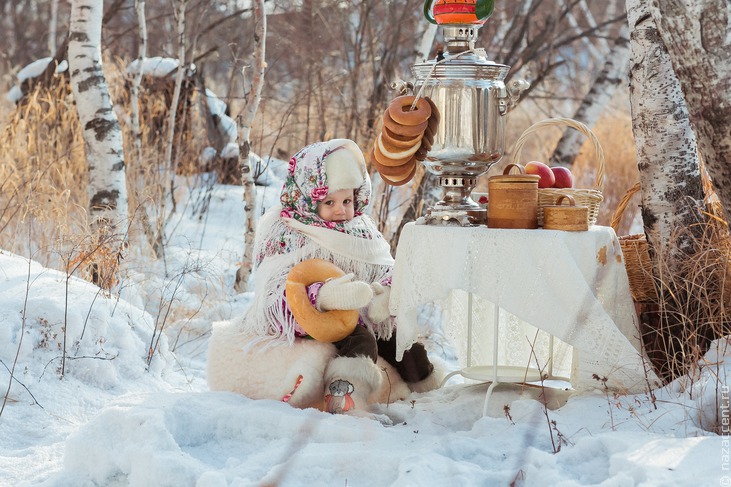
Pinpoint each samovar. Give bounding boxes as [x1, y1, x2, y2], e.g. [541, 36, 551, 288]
[405, 0, 529, 226]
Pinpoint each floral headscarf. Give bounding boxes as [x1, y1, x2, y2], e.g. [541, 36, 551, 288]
[279, 139, 371, 232]
[246, 139, 395, 342]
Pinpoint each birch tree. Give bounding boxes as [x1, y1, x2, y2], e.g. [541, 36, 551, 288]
[130, 0, 147, 169]
[68, 0, 128, 244]
[163, 0, 189, 217]
[627, 0, 705, 268]
[550, 23, 630, 167]
[234, 0, 266, 292]
[49, 0, 59, 54]
[128, 0, 163, 257]
[649, 0, 731, 226]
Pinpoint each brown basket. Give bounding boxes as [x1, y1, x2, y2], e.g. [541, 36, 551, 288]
[610, 182, 658, 302]
[542, 195, 589, 231]
[511, 117, 604, 227]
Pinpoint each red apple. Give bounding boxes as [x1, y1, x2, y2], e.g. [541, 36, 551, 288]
[525, 161, 555, 189]
[551, 166, 573, 188]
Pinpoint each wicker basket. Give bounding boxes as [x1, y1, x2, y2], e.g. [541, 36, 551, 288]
[610, 182, 658, 302]
[511, 117, 604, 227]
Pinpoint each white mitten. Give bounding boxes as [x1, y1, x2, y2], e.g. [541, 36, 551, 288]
[367, 283, 391, 324]
[316, 273, 374, 311]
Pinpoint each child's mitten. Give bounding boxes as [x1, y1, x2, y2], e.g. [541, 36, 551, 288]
[367, 282, 391, 324]
[316, 273, 374, 311]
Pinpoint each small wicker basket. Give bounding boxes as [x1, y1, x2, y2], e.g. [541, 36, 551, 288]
[610, 182, 658, 302]
[542, 195, 589, 231]
[511, 117, 604, 227]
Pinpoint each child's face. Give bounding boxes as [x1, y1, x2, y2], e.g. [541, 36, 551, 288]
[317, 189, 355, 223]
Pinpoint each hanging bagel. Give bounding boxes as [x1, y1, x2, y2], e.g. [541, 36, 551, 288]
[372, 143, 412, 169]
[372, 95, 439, 186]
[381, 125, 423, 149]
[381, 161, 417, 186]
[371, 149, 416, 177]
[388, 95, 432, 126]
[383, 111, 428, 137]
[377, 133, 421, 161]
[285, 258, 359, 343]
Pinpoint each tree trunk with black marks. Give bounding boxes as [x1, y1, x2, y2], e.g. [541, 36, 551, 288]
[627, 0, 707, 382]
[627, 0, 705, 265]
[234, 0, 266, 293]
[649, 0, 731, 227]
[68, 0, 128, 239]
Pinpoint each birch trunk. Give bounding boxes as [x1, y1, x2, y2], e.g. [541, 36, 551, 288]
[627, 0, 705, 267]
[163, 0, 188, 217]
[415, 23, 438, 63]
[130, 0, 146, 166]
[649, 0, 731, 226]
[234, 0, 266, 293]
[49, 0, 58, 55]
[550, 23, 630, 167]
[129, 0, 159, 256]
[68, 0, 128, 238]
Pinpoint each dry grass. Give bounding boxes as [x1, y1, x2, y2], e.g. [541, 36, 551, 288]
[0, 78, 89, 266]
[639, 191, 731, 383]
[0, 56, 216, 274]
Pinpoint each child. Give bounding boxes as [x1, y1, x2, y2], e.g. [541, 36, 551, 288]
[242, 138, 436, 413]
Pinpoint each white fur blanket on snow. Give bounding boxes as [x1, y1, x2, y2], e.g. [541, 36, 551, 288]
[207, 320, 412, 410]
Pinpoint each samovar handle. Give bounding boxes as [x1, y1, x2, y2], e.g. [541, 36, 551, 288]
[475, 0, 495, 21]
[502, 79, 530, 113]
[423, 0, 437, 24]
[390, 79, 413, 96]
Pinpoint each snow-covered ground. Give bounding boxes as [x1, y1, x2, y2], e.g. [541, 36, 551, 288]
[0, 159, 728, 487]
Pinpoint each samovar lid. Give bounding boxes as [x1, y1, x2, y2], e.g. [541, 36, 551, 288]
[412, 54, 509, 81]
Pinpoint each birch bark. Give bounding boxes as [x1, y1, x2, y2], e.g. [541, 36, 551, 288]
[163, 0, 189, 217]
[627, 0, 704, 268]
[234, 0, 266, 292]
[649, 0, 731, 226]
[49, 0, 58, 55]
[68, 0, 128, 237]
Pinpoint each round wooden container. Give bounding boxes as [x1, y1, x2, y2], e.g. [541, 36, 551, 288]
[542, 195, 589, 231]
[487, 164, 540, 229]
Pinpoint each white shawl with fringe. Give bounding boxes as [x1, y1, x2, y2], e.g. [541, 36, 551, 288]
[241, 204, 395, 344]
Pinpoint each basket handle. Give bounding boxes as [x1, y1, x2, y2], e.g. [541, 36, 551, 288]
[502, 163, 525, 175]
[510, 117, 605, 191]
[555, 195, 576, 207]
[610, 182, 641, 233]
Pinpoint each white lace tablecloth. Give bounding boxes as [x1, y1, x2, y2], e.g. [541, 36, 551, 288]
[390, 222, 656, 392]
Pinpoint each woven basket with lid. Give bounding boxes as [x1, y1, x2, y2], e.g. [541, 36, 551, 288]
[487, 163, 540, 229]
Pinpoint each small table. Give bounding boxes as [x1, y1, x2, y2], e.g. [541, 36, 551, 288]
[389, 223, 654, 398]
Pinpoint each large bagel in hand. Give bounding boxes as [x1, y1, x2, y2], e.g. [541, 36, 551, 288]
[285, 258, 359, 343]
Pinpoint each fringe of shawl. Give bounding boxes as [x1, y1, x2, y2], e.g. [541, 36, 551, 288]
[240, 216, 395, 344]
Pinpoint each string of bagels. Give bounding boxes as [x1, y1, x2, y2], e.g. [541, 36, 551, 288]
[371, 49, 480, 186]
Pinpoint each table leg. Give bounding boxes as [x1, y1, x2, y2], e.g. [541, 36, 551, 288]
[482, 381, 498, 417]
[467, 292, 473, 367]
[482, 298, 501, 417]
